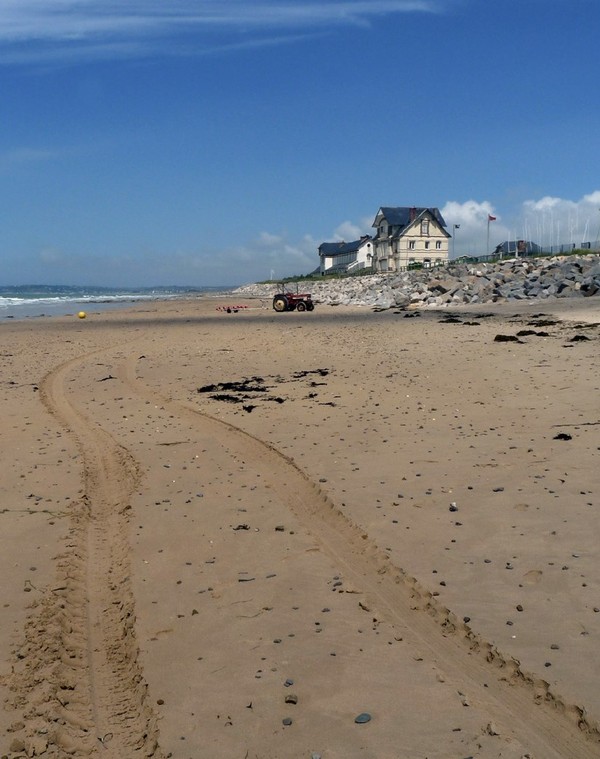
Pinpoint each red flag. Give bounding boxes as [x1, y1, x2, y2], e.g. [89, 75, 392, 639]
[488, 214, 497, 221]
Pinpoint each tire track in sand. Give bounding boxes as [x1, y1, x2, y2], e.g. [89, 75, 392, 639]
[4, 353, 163, 758]
[122, 354, 600, 759]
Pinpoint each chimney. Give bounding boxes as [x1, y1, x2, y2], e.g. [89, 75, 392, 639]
[410, 207, 417, 222]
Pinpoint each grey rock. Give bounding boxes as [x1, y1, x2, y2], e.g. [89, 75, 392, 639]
[233, 255, 600, 310]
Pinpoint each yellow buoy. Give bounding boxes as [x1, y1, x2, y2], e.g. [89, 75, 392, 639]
[78, 311, 87, 319]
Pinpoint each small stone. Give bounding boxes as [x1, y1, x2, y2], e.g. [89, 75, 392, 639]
[285, 694, 298, 705]
[550, 643, 560, 650]
[284, 678, 294, 687]
[354, 712, 372, 724]
[516, 604, 523, 612]
[449, 502, 458, 512]
[282, 717, 293, 726]
[486, 721, 499, 736]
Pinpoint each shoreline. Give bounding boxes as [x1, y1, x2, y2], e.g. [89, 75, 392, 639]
[1, 297, 599, 758]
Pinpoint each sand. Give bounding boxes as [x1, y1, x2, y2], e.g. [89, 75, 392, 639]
[0, 296, 599, 759]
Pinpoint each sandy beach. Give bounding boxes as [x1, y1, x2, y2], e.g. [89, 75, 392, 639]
[1, 295, 599, 759]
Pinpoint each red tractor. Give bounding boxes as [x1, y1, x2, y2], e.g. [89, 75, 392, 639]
[272, 283, 315, 312]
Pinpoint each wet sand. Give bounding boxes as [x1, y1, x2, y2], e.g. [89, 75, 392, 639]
[1, 296, 599, 758]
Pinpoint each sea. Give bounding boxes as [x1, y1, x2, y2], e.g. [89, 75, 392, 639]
[0, 284, 233, 321]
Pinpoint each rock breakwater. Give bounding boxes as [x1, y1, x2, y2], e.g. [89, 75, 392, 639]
[234, 254, 600, 309]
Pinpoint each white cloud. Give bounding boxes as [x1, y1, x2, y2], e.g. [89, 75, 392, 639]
[333, 220, 364, 241]
[582, 190, 600, 205]
[257, 231, 283, 246]
[0, 147, 60, 170]
[521, 192, 600, 249]
[441, 199, 497, 227]
[0, 1, 443, 64]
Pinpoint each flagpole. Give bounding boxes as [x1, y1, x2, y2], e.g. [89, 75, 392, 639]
[452, 224, 460, 258]
[487, 214, 496, 257]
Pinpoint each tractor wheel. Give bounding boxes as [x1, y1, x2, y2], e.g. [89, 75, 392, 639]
[306, 302, 314, 311]
[273, 295, 288, 312]
[296, 301, 307, 312]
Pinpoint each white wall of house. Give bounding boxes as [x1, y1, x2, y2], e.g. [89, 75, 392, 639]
[373, 214, 449, 272]
[321, 238, 374, 273]
[396, 221, 449, 267]
[357, 238, 373, 268]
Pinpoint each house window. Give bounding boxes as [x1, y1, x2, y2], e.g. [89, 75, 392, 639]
[435, 241, 442, 250]
[424, 241, 430, 249]
[421, 220, 429, 236]
[408, 240, 415, 250]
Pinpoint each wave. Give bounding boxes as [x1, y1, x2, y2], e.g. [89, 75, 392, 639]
[0, 285, 232, 319]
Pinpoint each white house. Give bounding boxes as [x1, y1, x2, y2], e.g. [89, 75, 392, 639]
[318, 235, 374, 274]
[371, 207, 450, 272]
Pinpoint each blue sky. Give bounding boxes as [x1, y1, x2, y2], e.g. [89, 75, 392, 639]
[2, 0, 600, 287]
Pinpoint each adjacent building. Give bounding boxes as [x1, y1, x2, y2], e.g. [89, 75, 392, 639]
[495, 240, 542, 257]
[318, 235, 374, 275]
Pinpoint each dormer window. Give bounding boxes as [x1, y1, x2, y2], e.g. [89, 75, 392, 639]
[421, 220, 430, 236]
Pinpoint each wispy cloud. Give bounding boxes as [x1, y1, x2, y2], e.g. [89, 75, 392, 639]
[0, 1, 443, 65]
[0, 147, 63, 173]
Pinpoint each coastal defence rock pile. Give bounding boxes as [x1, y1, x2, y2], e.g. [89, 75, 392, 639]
[234, 254, 600, 309]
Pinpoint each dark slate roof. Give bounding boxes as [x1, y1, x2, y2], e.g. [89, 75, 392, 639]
[375, 207, 447, 228]
[319, 237, 372, 257]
